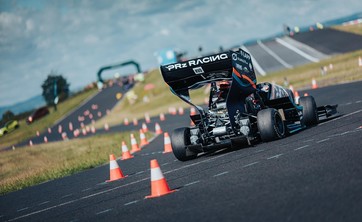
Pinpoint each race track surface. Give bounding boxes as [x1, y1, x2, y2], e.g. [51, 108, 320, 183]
[1, 81, 361, 222]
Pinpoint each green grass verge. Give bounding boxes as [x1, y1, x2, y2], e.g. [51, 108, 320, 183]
[0, 89, 97, 149]
[0, 130, 153, 195]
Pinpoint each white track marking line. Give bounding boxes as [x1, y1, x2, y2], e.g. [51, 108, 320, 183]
[61, 194, 73, 199]
[213, 171, 229, 177]
[124, 200, 139, 206]
[275, 38, 320, 62]
[16, 207, 29, 212]
[9, 151, 233, 221]
[267, 153, 284, 160]
[294, 145, 309, 151]
[241, 45, 266, 75]
[81, 188, 91, 192]
[316, 138, 330, 143]
[319, 109, 362, 126]
[257, 40, 293, 69]
[254, 149, 265, 153]
[161, 162, 170, 166]
[184, 180, 201, 187]
[356, 100, 361, 103]
[242, 161, 259, 168]
[95, 209, 113, 215]
[135, 171, 144, 175]
[38, 201, 50, 206]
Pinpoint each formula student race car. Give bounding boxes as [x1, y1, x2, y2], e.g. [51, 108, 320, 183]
[160, 49, 338, 161]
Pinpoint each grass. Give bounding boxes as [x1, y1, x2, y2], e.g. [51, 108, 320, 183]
[0, 130, 153, 195]
[0, 88, 97, 149]
[333, 23, 362, 35]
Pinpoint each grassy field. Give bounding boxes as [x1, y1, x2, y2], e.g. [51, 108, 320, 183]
[333, 23, 362, 35]
[0, 130, 153, 195]
[0, 88, 97, 149]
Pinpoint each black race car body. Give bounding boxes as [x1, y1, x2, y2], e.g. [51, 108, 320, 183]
[160, 48, 338, 161]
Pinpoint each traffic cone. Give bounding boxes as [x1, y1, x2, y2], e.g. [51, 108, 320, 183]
[359, 56, 362, 67]
[104, 123, 109, 131]
[145, 159, 176, 199]
[97, 111, 102, 117]
[61, 132, 67, 140]
[312, 78, 318, 89]
[82, 128, 87, 136]
[58, 125, 62, 134]
[190, 107, 196, 116]
[106, 154, 127, 182]
[155, 123, 163, 135]
[178, 107, 184, 115]
[91, 126, 96, 133]
[142, 123, 148, 133]
[48, 128, 52, 133]
[130, 134, 141, 153]
[289, 85, 294, 93]
[133, 118, 138, 126]
[160, 113, 165, 121]
[163, 132, 172, 154]
[44, 136, 48, 143]
[145, 113, 151, 123]
[29, 140, 33, 146]
[69, 122, 73, 131]
[124, 118, 129, 126]
[121, 141, 134, 160]
[294, 91, 300, 104]
[140, 129, 149, 147]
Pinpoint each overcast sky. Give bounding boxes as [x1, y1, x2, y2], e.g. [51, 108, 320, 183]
[0, 0, 361, 106]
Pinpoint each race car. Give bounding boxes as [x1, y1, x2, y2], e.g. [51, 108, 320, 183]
[160, 49, 338, 161]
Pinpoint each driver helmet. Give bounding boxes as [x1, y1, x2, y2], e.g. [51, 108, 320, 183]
[219, 80, 230, 90]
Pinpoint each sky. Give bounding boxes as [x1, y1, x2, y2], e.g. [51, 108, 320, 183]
[0, 0, 361, 107]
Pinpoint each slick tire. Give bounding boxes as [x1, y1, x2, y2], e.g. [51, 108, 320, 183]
[171, 127, 197, 161]
[257, 108, 285, 142]
[299, 96, 318, 126]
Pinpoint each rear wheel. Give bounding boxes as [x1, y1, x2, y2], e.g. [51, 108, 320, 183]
[299, 96, 318, 126]
[171, 127, 198, 161]
[257, 108, 285, 142]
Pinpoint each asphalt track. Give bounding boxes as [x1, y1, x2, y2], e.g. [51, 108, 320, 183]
[1, 81, 362, 222]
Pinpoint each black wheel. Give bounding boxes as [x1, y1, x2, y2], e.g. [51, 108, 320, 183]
[257, 108, 285, 142]
[299, 96, 318, 126]
[171, 127, 198, 161]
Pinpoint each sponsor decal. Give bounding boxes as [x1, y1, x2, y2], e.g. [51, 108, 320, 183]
[164, 53, 228, 71]
[193, 67, 204, 74]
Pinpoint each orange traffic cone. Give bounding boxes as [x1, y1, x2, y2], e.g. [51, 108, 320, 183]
[190, 107, 196, 116]
[29, 140, 33, 146]
[145, 113, 151, 123]
[145, 159, 176, 199]
[124, 118, 129, 126]
[178, 107, 184, 115]
[312, 78, 318, 89]
[294, 91, 300, 104]
[44, 136, 48, 143]
[142, 123, 148, 133]
[130, 133, 141, 153]
[140, 129, 149, 147]
[155, 123, 163, 135]
[48, 128, 52, 133]
[106, 154, 127, 182]
[163, 132, 172, 154]
[69, 122, 73, 131]
[359, 56, 362, 67]
[160, 113, 165, 121]
[104, 123, 109, 131]
[133, 118, 138, 126]
[121, 141, 134, 160]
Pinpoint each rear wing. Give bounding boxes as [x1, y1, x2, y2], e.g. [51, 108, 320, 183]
[160, 52, 233, 92]
[160, 49, 257, 93]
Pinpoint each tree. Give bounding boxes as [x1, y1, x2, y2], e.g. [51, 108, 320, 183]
[41, 71, 70, 110]
[2, 110, 15, 123]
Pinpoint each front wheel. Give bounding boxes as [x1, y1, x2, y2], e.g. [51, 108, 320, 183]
[171, 127, 198, 161]
[257, 108, 285, 142]
[299, 96, 318, 126]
